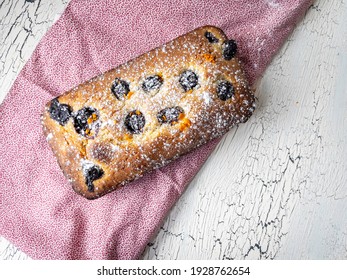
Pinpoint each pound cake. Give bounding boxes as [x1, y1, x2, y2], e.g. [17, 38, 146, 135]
[41, 25, 256, 199]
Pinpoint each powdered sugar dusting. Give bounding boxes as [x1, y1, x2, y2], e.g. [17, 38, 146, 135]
[201, 91, 212, 105]
[81, 159, 95, 174]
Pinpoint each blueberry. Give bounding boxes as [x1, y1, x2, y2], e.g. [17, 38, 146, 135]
[157, 106, 184, 124]
[111, 78, 130, 99]
[49, 98, 72, 126]
[222, 39, 237, 60]
[205, 31, 219, 43]
[84, 164, 104, 192]
[217, 81, 235, 101]
[179, 70, 198, 92]
[73, 107, 99, 137]
[142, 75, 163, 92]
[124, 110, 145, 134]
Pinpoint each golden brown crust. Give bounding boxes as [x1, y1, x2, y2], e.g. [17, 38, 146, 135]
[41, 25, 255, 199]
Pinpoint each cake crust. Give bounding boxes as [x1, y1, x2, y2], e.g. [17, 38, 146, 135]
[41, 25, 255, 199]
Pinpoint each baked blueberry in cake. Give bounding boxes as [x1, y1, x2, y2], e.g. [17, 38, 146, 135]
[157, 107, 184, 125]
[124, 110, 146, 134]
[111, 78, 130, 100]
[49, 98, 72, 126]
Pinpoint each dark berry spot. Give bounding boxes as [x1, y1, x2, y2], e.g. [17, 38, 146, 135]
[142, 75, 163, 92]
[49, 98, 72, 126]
[111, 78, 130, 99]
[84, 164, 104, 192]
[222, 39, 237, 60]
[157, 106, 184, 125]
[217, 81, 235, 101]
[73, 107, 99, 138]
[205, 31, 219, 43]
[179, 70, 198, 92]
[124, 110, 145, 134]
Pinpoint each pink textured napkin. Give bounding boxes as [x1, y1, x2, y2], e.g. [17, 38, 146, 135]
[0, 0, 313, 259]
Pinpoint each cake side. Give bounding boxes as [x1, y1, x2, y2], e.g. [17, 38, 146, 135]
[41, 25, 255, 199]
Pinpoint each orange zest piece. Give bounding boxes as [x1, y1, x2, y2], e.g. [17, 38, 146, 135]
[178, 113, 185, 120]
[126, 91, 134, 99]
[123, 134, 133, 141]
[175, 113, 191, 131]
[80, 140, 87, 156]
[202, 53, 215, 63]
[179, 118, 191, 132]
[91, 113, 98, 121]
[87, 113, 98, 124]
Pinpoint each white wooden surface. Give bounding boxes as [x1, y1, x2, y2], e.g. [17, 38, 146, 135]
[1, 0, 346, 260]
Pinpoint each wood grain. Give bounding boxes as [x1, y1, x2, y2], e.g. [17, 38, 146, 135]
[1, 0, 346, 260]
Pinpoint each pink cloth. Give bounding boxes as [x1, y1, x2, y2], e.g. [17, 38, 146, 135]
[0, 0, 313, 259]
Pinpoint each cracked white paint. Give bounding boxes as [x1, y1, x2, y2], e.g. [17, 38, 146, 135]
[0, 0, 69, 104]
[0, 0, 346, 260]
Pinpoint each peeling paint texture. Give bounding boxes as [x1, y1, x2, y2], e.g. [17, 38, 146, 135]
[1, 0, 346, 259]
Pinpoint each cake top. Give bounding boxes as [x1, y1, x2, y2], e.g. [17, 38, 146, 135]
[42, 25, 255, 199]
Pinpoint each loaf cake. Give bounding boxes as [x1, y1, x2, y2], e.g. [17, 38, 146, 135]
[41, 25, 255, 199]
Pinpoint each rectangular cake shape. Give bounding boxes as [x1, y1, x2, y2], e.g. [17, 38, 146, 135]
[41, 25, 255, 199]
